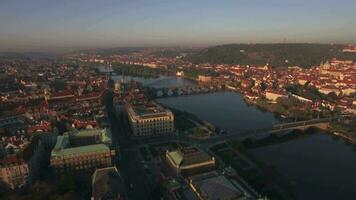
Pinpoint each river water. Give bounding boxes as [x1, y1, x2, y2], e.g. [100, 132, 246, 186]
[157, 92, 277, 132]
[119, 75, 356, 199]
[250, 133, 356, 200]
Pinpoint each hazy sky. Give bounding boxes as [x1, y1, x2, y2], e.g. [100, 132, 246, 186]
[1, 0, 356, 52]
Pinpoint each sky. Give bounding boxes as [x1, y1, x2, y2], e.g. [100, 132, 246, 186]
[0, 0, 356, 52]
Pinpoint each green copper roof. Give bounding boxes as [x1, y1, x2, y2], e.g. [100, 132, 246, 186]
[70, 128, 105, 137]
[51, 128, 113, 158]
[52, 144, 110, 158]
[167, 147, 214, 167]
[168, 151, 183, 166]
[70, 128, 112, 144]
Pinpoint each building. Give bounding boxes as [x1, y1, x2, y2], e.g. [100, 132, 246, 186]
[114, 80, 121, 95]
[198, 75, 212, 83]
[166, 147, 215, 176]
[176, 71, 185, 77]
[0, 154, 29, 189]
[126, 102, 174, 136]
[265, 90, 287, 102]
[0, 115, 28, 135]
[96, 66, 114, 74]
[68, 128, 112, 147]
[91, 167, 126, 200]
[319, 85, 341, 95]
[188, 171, 246, 200]
[50, 131, 115, 175]
[240, 79, 253, 89]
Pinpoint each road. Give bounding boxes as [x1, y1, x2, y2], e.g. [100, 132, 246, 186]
[109, 109, 153, 200]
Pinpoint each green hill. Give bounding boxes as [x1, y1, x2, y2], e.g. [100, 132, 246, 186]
[186, 44, 356, 68]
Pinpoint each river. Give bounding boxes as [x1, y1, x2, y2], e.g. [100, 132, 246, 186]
[118, 75, 356, 199]
[250, 133, 356, 199]
[157, 92, 278, 132]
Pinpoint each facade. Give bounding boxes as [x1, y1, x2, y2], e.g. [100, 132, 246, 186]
[198, 75, 212, 83]
[50, 129, 115, 175]
[176, 71, 185, 77]
[166, 147, 215, 176]
[0, 155, 29, 189]
[127, 102, 174, 136]
[114, 80, 121, 95]
[265, 90, 287, 102]
[319, 86, 341, 95]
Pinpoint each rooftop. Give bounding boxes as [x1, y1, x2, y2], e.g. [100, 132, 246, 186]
[52, 143, 109, 158]
[128, 102, 173, 119]
[190, 172, 244, 200]
[134, 103, 168, 116]
[69, 128, 111, 143]
[92, 166, 126, 200]
[167, 147, 214, 167]
[51, 128, 112, 158]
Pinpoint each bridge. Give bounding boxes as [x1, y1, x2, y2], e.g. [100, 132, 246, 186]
[135, 115, 355, 148]
[132, 121, 304, 147]
[269, 118, 330, 133]
[152, 85, 224, 98]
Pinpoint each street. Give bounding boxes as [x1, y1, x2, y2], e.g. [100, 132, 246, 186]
[108, 103, 153, 200]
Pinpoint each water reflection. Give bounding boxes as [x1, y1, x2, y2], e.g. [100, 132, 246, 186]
[250, 133, 356, 200]
[157, 92, 278, 132]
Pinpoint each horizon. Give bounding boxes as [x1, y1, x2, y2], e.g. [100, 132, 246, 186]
[1, 0, 356, 52]
[0, 42, 354, 54]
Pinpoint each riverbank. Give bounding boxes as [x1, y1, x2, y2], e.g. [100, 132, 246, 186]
[163, 106, 214, 139]
[330, 130, 356, 145]
[329, 119, 356, 144]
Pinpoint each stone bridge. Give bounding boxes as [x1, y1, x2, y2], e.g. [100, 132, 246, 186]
[154, 85, 223, 98]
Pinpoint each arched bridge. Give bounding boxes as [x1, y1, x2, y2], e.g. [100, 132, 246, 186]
[269, 119, 330, 133]
[135, 115, 355, 148]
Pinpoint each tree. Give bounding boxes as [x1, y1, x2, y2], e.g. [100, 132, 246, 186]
[186, 44, 356, 67]
[58, 174, 76, 194]
[260, 82, 267, 91]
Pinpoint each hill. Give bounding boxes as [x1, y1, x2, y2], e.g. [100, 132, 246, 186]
[186, 44, 356, 67]
[76, 47, 143, 55]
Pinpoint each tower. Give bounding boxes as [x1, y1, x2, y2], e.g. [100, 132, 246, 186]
[44, 88, 50, 101]
[114, 80, 121, 95]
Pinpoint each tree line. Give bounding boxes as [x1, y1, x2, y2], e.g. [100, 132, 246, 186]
[186, 43, 356, 68]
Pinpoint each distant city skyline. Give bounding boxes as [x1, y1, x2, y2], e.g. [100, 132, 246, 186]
[1, 0, 356, 52]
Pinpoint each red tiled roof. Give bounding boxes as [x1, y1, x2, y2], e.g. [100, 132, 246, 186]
[0, 154, 25, 165]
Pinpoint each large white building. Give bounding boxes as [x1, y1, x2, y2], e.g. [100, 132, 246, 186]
[265, 90, 287, 102]
[198, 75, 212, 83]
[126, 102, 174, 136]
